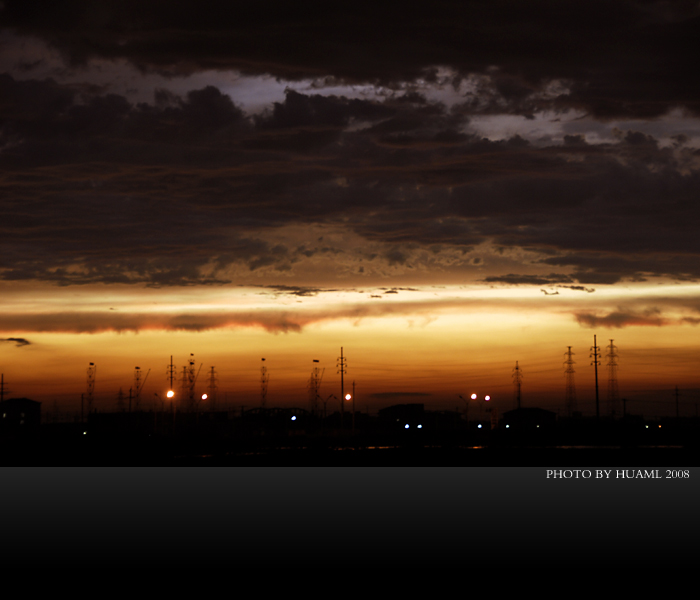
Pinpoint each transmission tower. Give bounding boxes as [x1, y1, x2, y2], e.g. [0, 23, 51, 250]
[564, 347, 577, 417]
[133, 366, 142, 410]
[86, 362, 96, 413]
[308, 359, 324, 415]
[0, 373, 6, 403]
[207, 366, 218, 410]
[260, 358, 269, 408]
[512, 361, 523, 409]
[337, 347, 347, 429]
[606, 339, 620, 418]
[166, 355, 176, 393]
[187, 353, 196, 409]
[590, 335, 601, 419]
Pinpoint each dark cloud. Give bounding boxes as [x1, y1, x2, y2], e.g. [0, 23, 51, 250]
[0, 337, 30, 346]
[258, 285, 324, 297]
[558, 285, 595, 293]
[0, 297, 490, 334]
[575, 308, 676, 328]
[4, 1, 700, 118]
[3, 72, 700, 286]
[485, 274, 574, 286]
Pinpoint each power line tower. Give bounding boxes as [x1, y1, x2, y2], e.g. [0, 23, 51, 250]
[260, 358, 269, 408]
[86, 362, 96, 413]
[512, 361, 523, 409]
[564, 346, 577, 417]
[308, 359, 324, 415]
[590, 335, 601, 419]
[133, 366, 142, 410]
[166, 355, 177, 393]
[337, 347, 347, 430]
[0, 373, 7, 403]
[606, 339, 620, 418]
[207, 366, 218, 410]
[187, 353, 196, 410]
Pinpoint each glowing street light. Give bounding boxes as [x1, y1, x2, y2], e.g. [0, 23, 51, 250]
[166, 390, 174, 399]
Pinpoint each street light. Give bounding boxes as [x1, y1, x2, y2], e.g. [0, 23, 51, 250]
[345, 392, 354, 436]
[458, 393, 493, 426]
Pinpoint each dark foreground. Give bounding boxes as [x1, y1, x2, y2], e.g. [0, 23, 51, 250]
[2, 430, 698, 466]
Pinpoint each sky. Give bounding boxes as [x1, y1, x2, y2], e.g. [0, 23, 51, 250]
[2, 0, 700, 417]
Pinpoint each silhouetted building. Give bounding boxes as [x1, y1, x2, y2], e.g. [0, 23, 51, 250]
[0, 398, 41, 434]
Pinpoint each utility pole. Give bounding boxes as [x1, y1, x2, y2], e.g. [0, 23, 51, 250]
[591, 336, 600, 420]
[337, 347, 347, 432]
[564, 347, 576, 417]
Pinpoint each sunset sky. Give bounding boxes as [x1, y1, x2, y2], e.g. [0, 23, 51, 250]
[2, 1, 700, 417]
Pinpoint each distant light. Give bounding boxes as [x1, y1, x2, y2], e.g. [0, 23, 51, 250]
[291, 416, 297, 421]
[201, 394, 207, 400]
[166, 390, 174, 398]
[83, 431, 87, 435]
[471, 394, 477, 400]
[405, 424, 409, 429]
[537, 425, 540, 428]
[506, 424, 510, 428]
[345, 394, 352, 400]
[484, 395, 491, 401]
[658, 425, 661, 428]
[646, 425, 649, 428]
[418, 424, 422, 429]
[478, 424, 482, 429]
